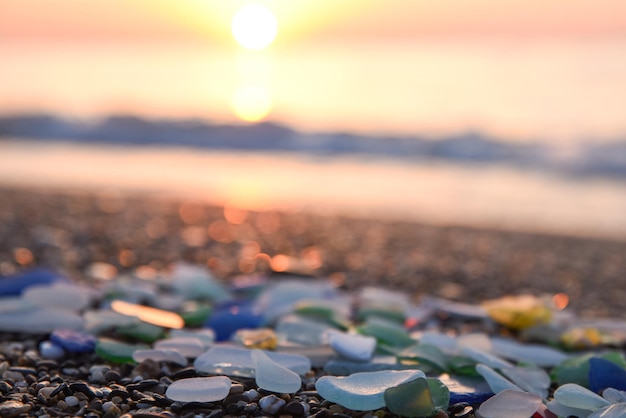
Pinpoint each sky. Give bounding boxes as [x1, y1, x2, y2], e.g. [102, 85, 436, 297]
[1, 0, 626, 142]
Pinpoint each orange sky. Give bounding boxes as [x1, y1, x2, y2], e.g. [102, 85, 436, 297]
[2, 0, 626, 45]
[1, 1, 626, 140]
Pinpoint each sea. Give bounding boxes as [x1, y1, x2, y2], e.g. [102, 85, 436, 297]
[1, 138, 625, 242]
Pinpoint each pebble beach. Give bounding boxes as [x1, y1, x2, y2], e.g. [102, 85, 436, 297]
[2, 185, 626, 418]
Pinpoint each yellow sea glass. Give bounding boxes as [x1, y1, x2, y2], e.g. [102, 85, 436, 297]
[482, 294, 552, 330]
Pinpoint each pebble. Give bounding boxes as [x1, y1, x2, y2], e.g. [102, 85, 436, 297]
[0, 400, 32, 417]
[65, 395, 80, 407]
[3, 239, 626, 418]
[315, 370, 425, 411]
[165, 376, 232, 403]
[259, 394, 286, 414]
[283, 401, 308, 415]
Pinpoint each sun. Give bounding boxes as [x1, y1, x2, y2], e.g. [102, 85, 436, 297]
[231, 4, 278, 50]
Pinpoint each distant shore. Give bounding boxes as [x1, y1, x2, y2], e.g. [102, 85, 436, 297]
[1, 184, 625, 318]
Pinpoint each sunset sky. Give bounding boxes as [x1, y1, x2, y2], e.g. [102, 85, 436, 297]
[1, 0, 626, 141]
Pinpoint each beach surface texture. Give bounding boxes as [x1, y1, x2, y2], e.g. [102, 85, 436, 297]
[1, 186, 626, 418]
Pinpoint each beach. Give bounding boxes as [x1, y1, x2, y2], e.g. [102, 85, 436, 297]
[1, 184, 624, 318]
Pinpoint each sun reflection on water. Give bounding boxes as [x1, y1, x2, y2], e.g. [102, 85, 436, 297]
[231, 84, 272, 122]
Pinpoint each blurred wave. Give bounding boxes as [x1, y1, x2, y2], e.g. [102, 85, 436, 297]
[1, 113, 625, 179]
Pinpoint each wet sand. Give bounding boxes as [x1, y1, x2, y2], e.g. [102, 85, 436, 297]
[1, 185, 625, 318]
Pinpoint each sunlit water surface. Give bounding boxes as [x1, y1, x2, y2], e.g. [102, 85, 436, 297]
[2, 139, 626, 241]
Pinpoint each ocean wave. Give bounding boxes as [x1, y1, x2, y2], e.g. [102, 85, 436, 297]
[1, 114, 625, 180]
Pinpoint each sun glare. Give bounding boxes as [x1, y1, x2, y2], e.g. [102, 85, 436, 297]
[231, 4, 278, 50]
[231, 84, 272, 122]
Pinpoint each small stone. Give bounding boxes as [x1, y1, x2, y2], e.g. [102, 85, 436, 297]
[315, 370, 425, 411]
[88, 365, 110, 383]
[51, 329, 97, 353]
[252, 349, 302, 394]
[104, 370, 122, 382]
[482, 295, 552, 330]
[284, 401, 310, 416]
[126, 379, 159, 392]
[69, 382, 98, 399]
[243, 388, 260, 401]
[0, 400, 31, 418]
[476, 390, 542, 418]
[259, 394, 286, 415]
[65, 396, 80, 407]
[165, 376, 232, 403]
